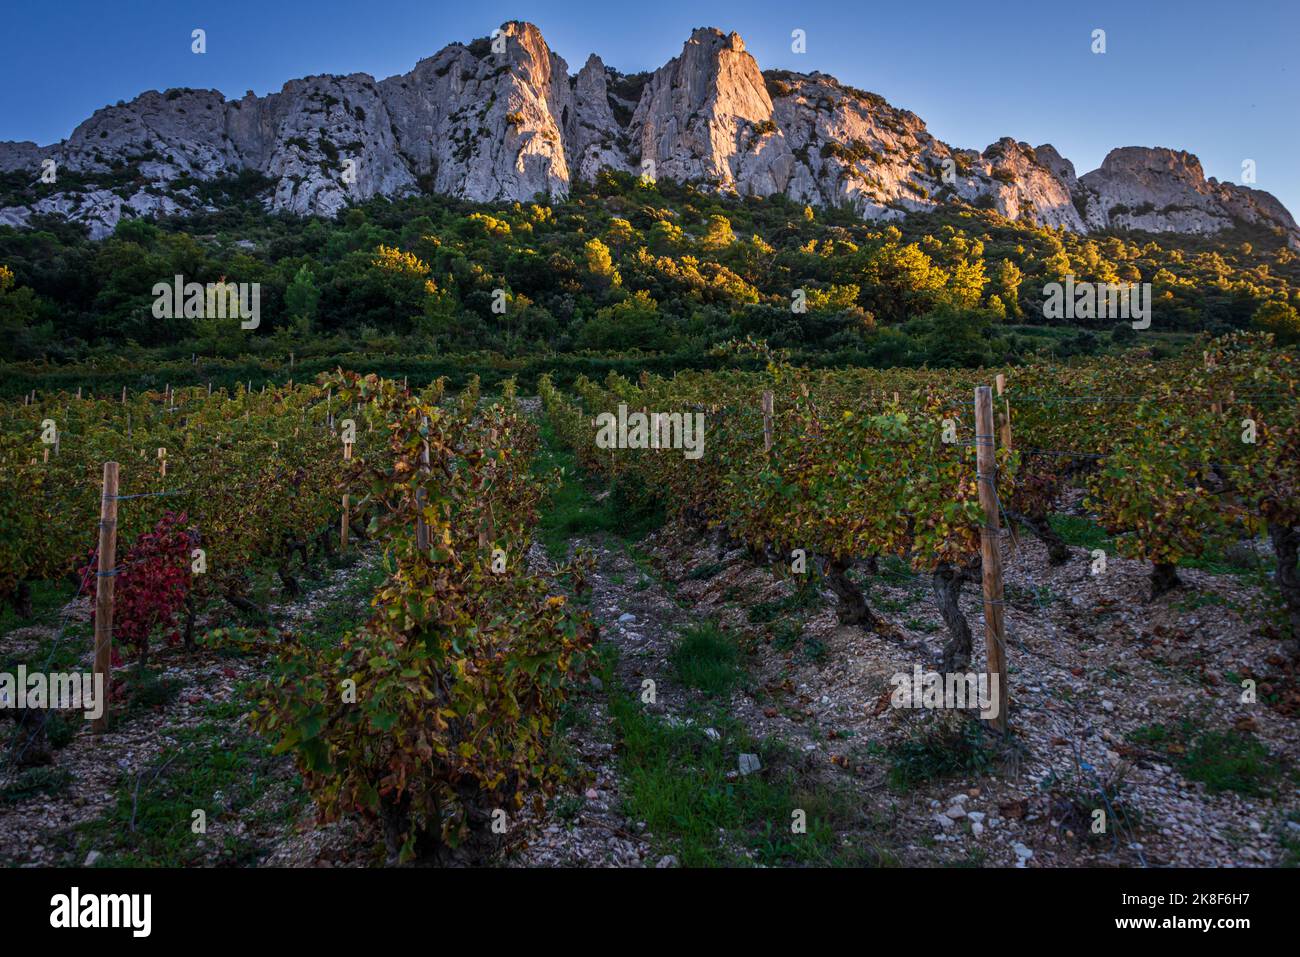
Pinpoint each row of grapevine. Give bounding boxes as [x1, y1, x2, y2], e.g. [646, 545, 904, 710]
[3, 369, 597, 864]
[542, 366, 1012, 670]
[0, 379, 383, 621]
[541, 332, 1299, 651]
[252, 372, 595, 863]
[1005, 333, 1298, 615]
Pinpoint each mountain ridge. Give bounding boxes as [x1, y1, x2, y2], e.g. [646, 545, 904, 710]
[1, 20, 1295, 247]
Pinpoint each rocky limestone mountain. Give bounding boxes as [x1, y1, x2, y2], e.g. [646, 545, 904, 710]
[1076, 147, 1296, 240]
[1, 20, 1295, 247]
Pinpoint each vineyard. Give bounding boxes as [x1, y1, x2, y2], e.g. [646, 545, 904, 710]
[542, 331, 1299, 650]
[0, 335, 1297, 867]
[0, 373, 596, 864]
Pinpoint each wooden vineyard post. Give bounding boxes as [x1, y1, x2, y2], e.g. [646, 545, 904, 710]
[994, 374, 1012, 451]
[974, 386, 1009, 734]
[340, 494, 350, 549]
[761, 390, 774, 453]
[157, 447, 167, 478]
[93, 462, 119, 734]
[121, 386, 127, 404]
[995, 374, 1018, 548]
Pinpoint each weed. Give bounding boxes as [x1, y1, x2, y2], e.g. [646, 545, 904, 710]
[671, 622, 742, 697]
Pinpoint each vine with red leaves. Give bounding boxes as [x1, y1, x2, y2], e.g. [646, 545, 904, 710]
[80, 511, 197, 669]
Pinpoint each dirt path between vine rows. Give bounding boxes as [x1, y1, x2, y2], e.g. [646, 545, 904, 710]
[508, 513, 1300, 868]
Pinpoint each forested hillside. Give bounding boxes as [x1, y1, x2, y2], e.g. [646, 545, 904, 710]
[2, 171, 1297, 388]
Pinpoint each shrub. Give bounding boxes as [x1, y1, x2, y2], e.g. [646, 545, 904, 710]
[80, 512, 196, 668]
[1251, 300, 1300, 345]
[253, 375, 594, 863]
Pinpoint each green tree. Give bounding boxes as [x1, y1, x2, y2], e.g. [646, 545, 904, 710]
[701, 214, 736, 250]
[0, 265, 45, 359]
[575, 290, 670, 351]
[994, 259, 1023, 317]
[284, 264, 320, 334]
[583, 238, 620, 291]
[1251, 300, 1300, 345]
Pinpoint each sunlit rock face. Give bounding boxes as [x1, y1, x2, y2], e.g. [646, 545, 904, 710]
[1, 21, 1294, 246]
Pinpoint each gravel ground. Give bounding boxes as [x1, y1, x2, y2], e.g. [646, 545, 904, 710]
[5, 501, 1295, 868]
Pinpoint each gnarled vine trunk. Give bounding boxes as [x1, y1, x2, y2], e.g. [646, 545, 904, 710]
[224, 588, 267, 622]
[379, 790, 413, 866]
[1010, 509, 1071, 565]
[1150, 561, 1181, 600]
[824, 556, 879, 630]
[182, 594, 197, 650]
[1269, 522, 1300, 645]
[14, 580, 33, 619]
[934, 562, 972, 672]
[277, 565, 300, 598]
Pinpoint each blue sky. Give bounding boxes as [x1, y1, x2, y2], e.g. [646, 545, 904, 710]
[2, 0, 1296, 215]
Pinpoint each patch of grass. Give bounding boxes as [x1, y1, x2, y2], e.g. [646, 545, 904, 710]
[874, 594, 911, 613]
[800, 634, 827, 664]
[1181, 547, 1274, 577]
[549, 792, 586, 825]
[671, 622, 742, 697]
[121, 668, 184, 716]
[887, 717, 994, 790]
[297, 559, 387, 650]
[772, 621, 802, 652]
[1051, 516, 1270, 578]
[770, 621, 827, 664]
[607, 693, 873, 866]
[1004, 582, 1059, 610]
[747, 582, 821, 624]
[876, 556, 917, 585]
[1173, 590, 1229, 612]
[0, 766, 72, 805]
[1037, 763, 1143, 847]
[77, 695, 303, 866]
[1130, 719, 1282, 796]
[1049, 514, 1114, 552]
[1, 627, 89, 675]
[44, 712, 80, 750]
[535, 424, 664, 560]
[687, 561, 725, 581]
[0, 580, 77, 635]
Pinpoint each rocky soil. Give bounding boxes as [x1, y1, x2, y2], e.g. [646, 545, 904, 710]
[0, 550, 381, 867]
[3, 471, 1296, 868]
